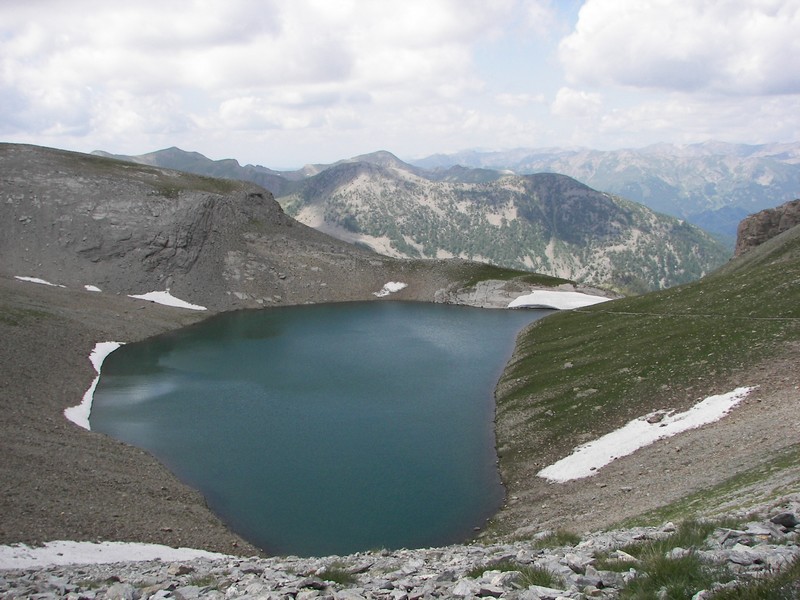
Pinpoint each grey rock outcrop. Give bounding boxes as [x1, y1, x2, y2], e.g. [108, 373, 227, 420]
[734, 198, 800, 256]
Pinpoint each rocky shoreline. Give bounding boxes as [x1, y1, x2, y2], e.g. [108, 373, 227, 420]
[2, 496, 798, 599]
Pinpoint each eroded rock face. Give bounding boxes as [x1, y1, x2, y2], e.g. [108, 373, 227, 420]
[734, 199, 800, 256]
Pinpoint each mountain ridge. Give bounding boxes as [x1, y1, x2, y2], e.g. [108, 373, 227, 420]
[277, 162, 728, 294]
[96, 146, 730, 294]
[412, 141, 800, 240]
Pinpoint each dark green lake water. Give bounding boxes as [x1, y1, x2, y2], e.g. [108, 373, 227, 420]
[91, 301, 548, 556]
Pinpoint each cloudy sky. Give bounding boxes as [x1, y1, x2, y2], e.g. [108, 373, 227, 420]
[2, 0, 799, 168]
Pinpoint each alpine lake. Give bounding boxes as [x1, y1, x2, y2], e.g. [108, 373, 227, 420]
[91, 301, 549, 556]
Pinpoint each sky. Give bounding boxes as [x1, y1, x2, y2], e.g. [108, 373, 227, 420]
[2, 0, 799, 169]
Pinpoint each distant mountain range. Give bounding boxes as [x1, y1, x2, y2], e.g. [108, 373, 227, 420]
[412, 141, 800, 242]
[95, 147, 729, 293]
[95, 141, 800, 243]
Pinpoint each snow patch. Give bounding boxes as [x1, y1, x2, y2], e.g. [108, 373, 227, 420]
[0, 541, 231, 569]
[538, 386, 755, 482]
[14, 276, 65, 288]
[374, 282, 408, 297]
[64, 342, 124, 431]
[84, 285, 102, 292]
[508, 290, 611, 310]
[128, 290, 207, 311]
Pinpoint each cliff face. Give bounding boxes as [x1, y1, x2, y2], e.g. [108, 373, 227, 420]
[734, 199, 800, 256]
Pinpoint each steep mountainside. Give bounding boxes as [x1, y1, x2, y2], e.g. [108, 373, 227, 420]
[95, 146, 730, 293]
[277, 159, 728, 294]
[413, 141, 800, 241]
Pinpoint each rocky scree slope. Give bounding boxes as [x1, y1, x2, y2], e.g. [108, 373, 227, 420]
[3, 500, 800, 599]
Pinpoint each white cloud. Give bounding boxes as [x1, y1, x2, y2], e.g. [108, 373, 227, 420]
[1, 0, 798, 164]
[218, 97, 322, 131]
[550, 86, 602, 117]
[522, 0, 559, 36]
[0, 0, 521, 155]
[595, 92, 800, 146]
[496, 92, 546, 107]
[559, 0, 800, 95]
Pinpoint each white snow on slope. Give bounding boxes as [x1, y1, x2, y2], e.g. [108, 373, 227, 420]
[128, 290, 207, 311]
[14, 276, 65, 287]
[84, 285, 102, 292]
[64, 342, 124, 431]
[374, 281, 408, 297]
[508, 290, 611, 310]
[538, 386, 755, 482]
[0, 541, 231, 569]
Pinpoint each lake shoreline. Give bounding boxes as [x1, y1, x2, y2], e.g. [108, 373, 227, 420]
[4, 272, 536, 556]
[4, 273, 796, 560]
[88, 302, 541, 556]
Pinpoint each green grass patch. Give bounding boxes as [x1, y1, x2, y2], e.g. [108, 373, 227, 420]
[151, 172, 242, 197]
[187, 574, 220, 589]
[467, 559, 562, 589]
[0, 306, 52, 326]
[594, 550, 641, 573]
[620, 519, 729, 561]
[610, 519, 739, 599]
[529, 529, 582, 549]
[621, 551, 733, 600]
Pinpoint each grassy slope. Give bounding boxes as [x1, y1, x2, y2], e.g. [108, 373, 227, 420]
[492, 225, 800, 529]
